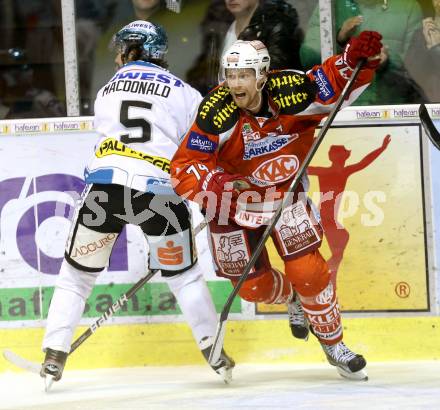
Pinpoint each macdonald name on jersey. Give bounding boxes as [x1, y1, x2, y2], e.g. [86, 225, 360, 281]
[101, 70, 183, 98]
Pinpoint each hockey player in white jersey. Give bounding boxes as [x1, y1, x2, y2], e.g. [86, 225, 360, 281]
[40, 20, 234, 389]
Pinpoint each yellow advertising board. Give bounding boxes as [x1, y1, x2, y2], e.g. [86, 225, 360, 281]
[258, 124, 428, 313]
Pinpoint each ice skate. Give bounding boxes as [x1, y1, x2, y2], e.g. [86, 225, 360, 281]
[40, 348, 68, 391]
[200, 336, 235, 384]
[320, 340, 368, 381]
[287, 295, 309, 340]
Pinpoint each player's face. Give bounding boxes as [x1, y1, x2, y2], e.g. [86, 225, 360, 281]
[132, 0, 160, 11]
[225, 0, 259, 16]
[225, 68, 261, 110]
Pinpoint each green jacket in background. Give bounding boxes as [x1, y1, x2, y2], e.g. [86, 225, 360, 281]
[300, 0, 423, 105]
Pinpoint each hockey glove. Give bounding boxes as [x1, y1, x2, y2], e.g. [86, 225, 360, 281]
[199, 170, 250, 221]
[343, 31, 383, 69]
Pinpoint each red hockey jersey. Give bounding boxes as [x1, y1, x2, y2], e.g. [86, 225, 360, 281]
[171, 55, 375, 208]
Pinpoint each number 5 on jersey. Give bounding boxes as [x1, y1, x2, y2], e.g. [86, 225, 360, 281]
[120, 100, 152, 144]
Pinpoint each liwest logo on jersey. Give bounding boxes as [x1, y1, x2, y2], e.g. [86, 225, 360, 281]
[313, 68, 335, 102]
[96, 138, 170, 173]
[187, 131, 217, 153]
[243, 134, 298, 160]
[109, 70, 183, 87]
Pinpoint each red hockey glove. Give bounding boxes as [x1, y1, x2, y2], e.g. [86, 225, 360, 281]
[199, 170, 250, 221]
[343, 31, 383, 69]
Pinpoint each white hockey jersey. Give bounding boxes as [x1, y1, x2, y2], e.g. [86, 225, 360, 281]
[85, 61, 202, 194]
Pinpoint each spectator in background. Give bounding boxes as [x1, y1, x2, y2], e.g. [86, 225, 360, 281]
[186, 0, 303, 95]
[0, 47, 65, 119]
[132, 0, 165, 19]
[406, 0, 440, 102]
[300, 0, 424, 105]
[14, 1, 65, 105]
[76, 0, 118, 114]
[221, 0, 260, 55]
[0, 0, 66, 118]
[239, 0, 303, 69]
[184, 0, 232, 94]
[91, 0, 209, 98]
[0, 73, 8, 118]
[290, 0, 319, 31]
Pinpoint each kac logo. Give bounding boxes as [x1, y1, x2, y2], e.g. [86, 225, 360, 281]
[252, 155, 299, 183]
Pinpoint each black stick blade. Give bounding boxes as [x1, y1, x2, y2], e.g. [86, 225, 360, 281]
[419, 103, 440, 151]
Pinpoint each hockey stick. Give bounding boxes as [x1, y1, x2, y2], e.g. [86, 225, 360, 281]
[3, 220, 207, 372]
[419, 103, 440, 151]
[208, 61, 365, 366]
[70, 220, 207, 354]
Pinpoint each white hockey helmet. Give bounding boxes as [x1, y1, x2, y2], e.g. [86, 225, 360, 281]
[221, 40, 270, 83]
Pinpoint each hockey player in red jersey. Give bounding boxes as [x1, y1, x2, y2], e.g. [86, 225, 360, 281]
[171, 31, 383, 380]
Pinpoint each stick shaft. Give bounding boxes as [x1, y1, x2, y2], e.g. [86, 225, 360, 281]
[69, 220, 207, 354]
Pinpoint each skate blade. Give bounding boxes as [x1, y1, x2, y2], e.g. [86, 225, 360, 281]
[44, 375, 55, 392]
[217, 366, 233, 384]
[337, 366, 368, 381]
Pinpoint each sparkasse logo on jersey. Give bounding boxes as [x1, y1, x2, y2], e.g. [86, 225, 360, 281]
[252, 154, 299, 183]
[187, 131, 218, 153]
[243, 133, 298, 160]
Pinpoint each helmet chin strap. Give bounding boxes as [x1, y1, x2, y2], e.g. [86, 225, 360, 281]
[246, 77, 267, 113]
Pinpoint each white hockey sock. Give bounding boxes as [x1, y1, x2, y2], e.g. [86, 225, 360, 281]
[42, 260, 99, 353]
[166, 263, 217, 347]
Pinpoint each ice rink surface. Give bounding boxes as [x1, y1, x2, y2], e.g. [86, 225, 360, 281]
[1, 361, 439, 410]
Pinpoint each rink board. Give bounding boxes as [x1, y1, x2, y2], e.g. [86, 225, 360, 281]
[1, 317, 440, 372]
[0, 106, 439, 370]
[260, 122, 428, 313]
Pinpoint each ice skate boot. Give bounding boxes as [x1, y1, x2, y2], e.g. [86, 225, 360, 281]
[287, 295, 309, 340]
[321, 340, 368, 381]
[40, 348, 68, 391]
[200, 336, 235, 384]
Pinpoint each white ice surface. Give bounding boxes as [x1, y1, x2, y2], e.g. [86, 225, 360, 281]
[1, 362, 439, 410]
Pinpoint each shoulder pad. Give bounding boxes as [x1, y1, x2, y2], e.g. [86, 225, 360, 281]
[266, 70, 318, 115]
[196, 86, 239, 134]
